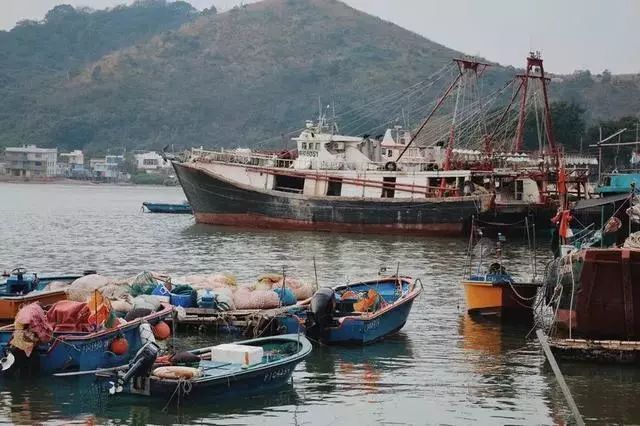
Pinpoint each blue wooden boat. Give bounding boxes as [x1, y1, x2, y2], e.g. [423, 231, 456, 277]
[142, 201, 192, 214]
[0, 303, 173, 375]
[305, 276, 422, 345]
[110, 334, 312, 401]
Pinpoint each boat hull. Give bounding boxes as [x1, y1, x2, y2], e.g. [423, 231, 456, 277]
[0, 304, 173, 375]
[126, 335, 312, 400]
[173, 162, 484, 236]
[547, 248, 640, 340]
[312, 278, 422, 345]
[462, 280, 538, 318]
[0, 290, 67, 321]
[142, 202, 192, 214]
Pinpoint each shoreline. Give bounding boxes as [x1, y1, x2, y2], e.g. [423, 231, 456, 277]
[0, 177, 178, 187]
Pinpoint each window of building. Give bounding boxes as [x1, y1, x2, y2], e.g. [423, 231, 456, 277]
[35, 161, 42, 166]
[143, 159, 158, 166]
[301, 142, 307, 150]
[387, 150, 393, 158]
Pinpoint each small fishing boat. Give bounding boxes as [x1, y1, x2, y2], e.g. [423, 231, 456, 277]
[0, 268, 82, 321]
[462, 268, 540, 318]
[0, 301, 173, 375]
[304, 276, 422, 345]
[462, 230, 541, 319]
[108, 334, 311, 401]
[142, 201, 192, 214]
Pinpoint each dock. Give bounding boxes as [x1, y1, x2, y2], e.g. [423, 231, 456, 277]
[169, 305, 306, 338]
[549, 337, 640, 364]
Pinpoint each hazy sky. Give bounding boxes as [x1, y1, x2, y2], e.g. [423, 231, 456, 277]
[2, 0, 639, 74]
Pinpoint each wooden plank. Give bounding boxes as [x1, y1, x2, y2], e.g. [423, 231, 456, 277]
[621, 249, 635, 339]
[537, 330, 585, 426]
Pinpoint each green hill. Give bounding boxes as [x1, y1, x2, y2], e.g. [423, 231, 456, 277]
[0, 0, 637, 155]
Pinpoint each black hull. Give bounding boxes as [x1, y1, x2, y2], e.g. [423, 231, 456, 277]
[476, 205, 556, 236]
[173, 162, 485, 236]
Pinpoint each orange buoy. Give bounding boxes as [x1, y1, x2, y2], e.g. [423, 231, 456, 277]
[110, 337, 129, 355]
[153, 321, 171, 340]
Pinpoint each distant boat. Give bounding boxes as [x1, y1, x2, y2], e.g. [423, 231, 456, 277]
[0, 268, 82, 321]
[109, 334, 312, 400]
[304, 276, 422, 345]
[142, 201, 192, 214]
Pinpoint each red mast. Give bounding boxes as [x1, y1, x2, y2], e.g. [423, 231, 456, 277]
[513, 52, 557, 159]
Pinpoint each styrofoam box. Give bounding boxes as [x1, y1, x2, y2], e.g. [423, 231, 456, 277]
[211, 344, 264, 366]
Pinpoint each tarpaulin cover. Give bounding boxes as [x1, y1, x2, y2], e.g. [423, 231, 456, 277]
[45, 300, 91, 332]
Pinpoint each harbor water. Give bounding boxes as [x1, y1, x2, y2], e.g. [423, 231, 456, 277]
[1, 182, 638, 425]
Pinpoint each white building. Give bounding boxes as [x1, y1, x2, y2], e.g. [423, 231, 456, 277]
[4, 145, 58, 178]
[91, 155, 124, 179]
[59, 150, 84, 166]
[134, 151, 170, 172]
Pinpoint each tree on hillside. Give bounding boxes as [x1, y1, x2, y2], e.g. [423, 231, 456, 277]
[522, 101, 586, 152]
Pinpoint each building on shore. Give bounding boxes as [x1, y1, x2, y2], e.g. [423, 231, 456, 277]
[4, 145, 58, 178]
[90, 155, 126, 181]
[134, 151, 170, 172]
[58, 150, 88, 178]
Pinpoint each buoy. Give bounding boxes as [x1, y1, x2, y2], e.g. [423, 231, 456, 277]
[110, 337, 129, 355]
[153, 321, 171, 340]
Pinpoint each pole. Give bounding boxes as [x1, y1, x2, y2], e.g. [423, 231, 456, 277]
[536, 330, 585, 426]
[598, 126, 602, 183]
[313, 257, 319, 292]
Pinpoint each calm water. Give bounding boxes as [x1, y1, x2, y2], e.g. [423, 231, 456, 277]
[0, 183, 637, 425]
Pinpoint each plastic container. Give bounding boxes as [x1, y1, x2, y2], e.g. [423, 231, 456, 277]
[211, 344, 264, 367]
[170, 292, 194, 308]
[152, 284, 170, 297]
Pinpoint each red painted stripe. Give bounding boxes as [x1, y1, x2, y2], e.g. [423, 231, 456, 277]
[194, 212, 465, 236]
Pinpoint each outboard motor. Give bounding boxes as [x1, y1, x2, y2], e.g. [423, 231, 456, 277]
[305, 288, 336, 342]
[109, 342, 160, 394]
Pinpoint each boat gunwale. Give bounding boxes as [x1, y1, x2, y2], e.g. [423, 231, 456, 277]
[329, 277, 422, 324]
[0, 303, 174, 342]
[151, 334, 312, 385]
[176, 160, 490, 205]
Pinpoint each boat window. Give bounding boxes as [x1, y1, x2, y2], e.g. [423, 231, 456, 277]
[515, 180, 524, 201]
[387, 150, 393, 158]
[327, 177, 343, 196]
[382, 177, 396, 198]
[274, 174, 305, 193]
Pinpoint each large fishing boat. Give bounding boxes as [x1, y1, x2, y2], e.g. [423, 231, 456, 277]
[173, 119, 492, 236]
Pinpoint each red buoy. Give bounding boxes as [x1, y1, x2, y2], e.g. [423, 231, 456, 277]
[110, 337, 129, 355]
[153, 321, 171, 340]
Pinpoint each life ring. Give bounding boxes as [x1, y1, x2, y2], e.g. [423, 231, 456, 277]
[152, 366, 201, 380]
[384, 161, 397, 171]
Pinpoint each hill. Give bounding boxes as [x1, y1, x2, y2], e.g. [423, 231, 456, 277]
[0, 0, 637, 155]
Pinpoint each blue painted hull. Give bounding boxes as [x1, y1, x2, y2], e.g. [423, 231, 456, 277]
[142, 202, 192, 214]
[0, 304, 173, 375]
[326, 297, 416, 344]
[317, 278, 422, 345]
[130, 334, 312, 400]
